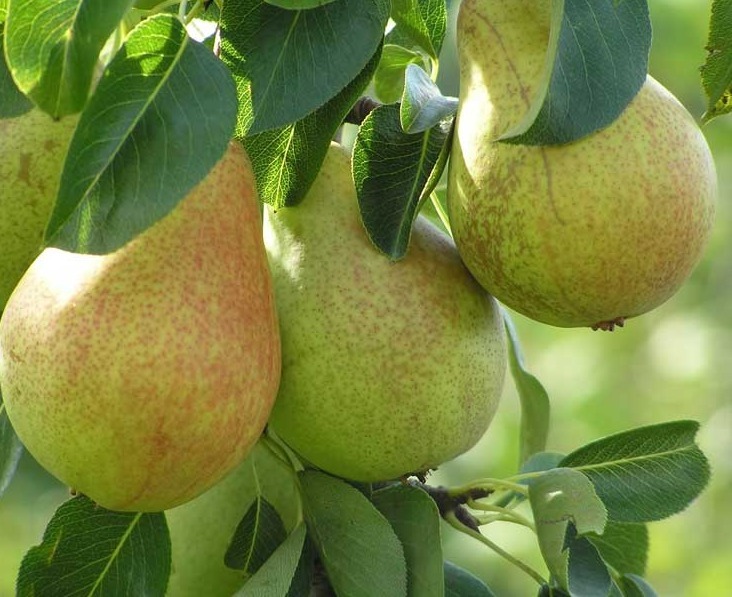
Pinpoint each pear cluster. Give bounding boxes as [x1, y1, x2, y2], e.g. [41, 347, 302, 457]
[0, 127, 507, 512]
[447, 0, 717, 329]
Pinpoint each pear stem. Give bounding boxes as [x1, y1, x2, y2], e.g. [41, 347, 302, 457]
[467, 499, 536, 531]
[446, 512, 547, 585]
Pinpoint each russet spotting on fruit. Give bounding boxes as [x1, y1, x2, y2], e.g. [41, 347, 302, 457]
[0, 142, 281, 512]
[265, 143, 507, 482]
[447, 0, 717, 329]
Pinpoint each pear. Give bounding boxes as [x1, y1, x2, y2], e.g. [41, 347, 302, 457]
[264, 144, 507, 482]
[166, 442, 299, 597]
[0, 109, 77, 311]
[0, 142, 281, 512]
[448, 0, 717, 329]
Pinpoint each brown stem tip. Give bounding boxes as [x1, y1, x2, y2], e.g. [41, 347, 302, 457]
[591, 317, 626, 332]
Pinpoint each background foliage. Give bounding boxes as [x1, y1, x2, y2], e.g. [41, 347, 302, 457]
[0, 0, 729, 595]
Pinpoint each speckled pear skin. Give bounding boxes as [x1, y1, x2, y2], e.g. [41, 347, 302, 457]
[265, 144, 507, 482]
[0, 109, 77, 311]
[448, 0, 717, 329]
[0, 142, 281, 512]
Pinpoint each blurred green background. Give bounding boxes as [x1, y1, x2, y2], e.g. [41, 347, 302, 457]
[1, 0, 729, 595]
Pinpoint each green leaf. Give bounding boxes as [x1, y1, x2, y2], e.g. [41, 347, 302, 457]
[219, 0, 389, 136]
[299, 470, 407, 597]
[586, 522, 648, 576]
[0, 392, 23, 498]
[502, 0, 651, 145]
[4, 0, 135, 118]
[529, 468, 607, 590]
[390, 0, 447, 59]
[244, 44, 381, 209]
[166, 441, 301, 597]
[444, 561, 495, 597]
[701, 0, 732, 121]
[236, 524, 307, 596]
[504, 311, 551, 464]
[372, 484, 444, 597]
[352, 103, 452, 259]
[0, 25, 32, 118]
[400, 64, 458, 134]
[374, 44, 423, 104]
[266, 0, 338, 8]
[45, 14, 237, 254]
[285, 537, 316, 596]
[565, 523, 612, 597]
[225, 497, 288, 575]
[619, 574, 658, 597]
[17, 495, 170, 596]
[560, 420, 711, 523]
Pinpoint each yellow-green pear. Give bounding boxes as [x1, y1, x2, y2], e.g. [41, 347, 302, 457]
[0, 109, 77, 311]
[0, 142, 281, 512]
[166, 442, 299, 597]
[448, 0, 717, 329]
[264, 144, 507, 482]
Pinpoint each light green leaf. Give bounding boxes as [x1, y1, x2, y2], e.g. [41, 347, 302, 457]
[372, 484, 444, 597]
[17, 496, 170, 596]
[529, 468, 607, 589]
[4, 0, 135, 117]
[560, 421, 710, 522]
[219, 0, 389, 136]
[701, 0, 732, 121]
[390, 0, 447, 59]
[502, 0, 651, 145]
[374, 44, 423, 104]
[504, 311, 551, 464]
[0, 25, 32, 118]
[299, 470, 407, 597]
[400, 64, 458, 134]
[237, 524, 307, 596]
[353, 102, 452, 259]
[45, 14, 238, 254]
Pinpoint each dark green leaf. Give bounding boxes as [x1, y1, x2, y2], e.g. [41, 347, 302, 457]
[236, 524, 307, 596]
[45, 14, 237, 254]
[17, 495, 170, 597]
[0, 25, 32, 118]
[565, 524, 612, 597]
[529, 468, 607, 590]
[503, 0, 651, 145]
[372, 484, 444, 597]
[619, 574, 658, 597]
[701, 0, 732, 121]
[285, 537, 316, 596]
[0, 392, 23, 498]
[390, 0, 447, 59]
[374, 44, 423, 104]
[225, 497, 288, 575]
[444, 561, 495, 597]
[504, 312, 551, 464]
[560, 421, 711, 523]
[4, 0, 135, 118]
[586, 522, 648, 576]
[267, 0, 338, 7]
[244, 44, 381, 209]
[219, 0, 389, 136]
[353, 103, 452, 259]
[400, 64, 458, 134]
[299, 470, 407, 597]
